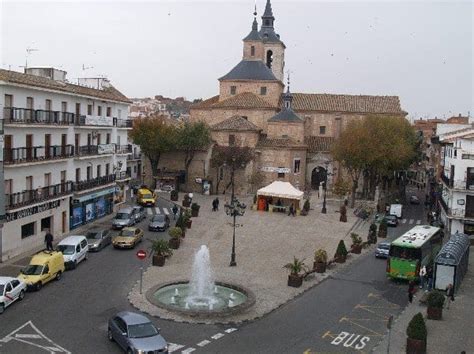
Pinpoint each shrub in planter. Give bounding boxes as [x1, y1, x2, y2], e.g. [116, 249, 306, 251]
[378, 219, 388, 238]
[350, 233, 363, 254]
[150, 239, 172, 266]
[182, 194, 191, 207]
[183, 209, 192, 228]
[313, 249, 328, 273]
[368, 223, 378, 244]
[175, 214, 186, 237]
[170, 190, 178, 201]
[191, 203, 200, 217]
[334, 240, 348, 263]
[168, 227, 182, 249]
[406, 312, 427, 354]
[303, 199, 310, 213]
[283, 257, 308, 288]
[426, 290, 445, 320]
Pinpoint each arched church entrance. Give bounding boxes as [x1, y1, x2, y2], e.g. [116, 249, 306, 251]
[311, 166, 327, 190]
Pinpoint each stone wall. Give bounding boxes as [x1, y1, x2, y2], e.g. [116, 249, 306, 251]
[258, 147, 307, 189]
[212, 130, 260, 148]
[243, 41, 265, 61]
[267, 121, 305, 142]
[219, 81, 283, 106]
[262, 42, 285, 82]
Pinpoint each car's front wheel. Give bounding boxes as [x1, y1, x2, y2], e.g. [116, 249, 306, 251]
[55, 271, 62, 281]
[107, 328, 114, 342]
[36, 282, 42, 291]
[18, 290, 25, 301]
[0, 303, 5, 314]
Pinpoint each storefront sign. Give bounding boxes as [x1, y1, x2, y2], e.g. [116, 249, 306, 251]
[85, 115, 113, 126]
[74, 187, 116, 203]
[6, 200, 60, 222]
[98, 143, 115, 154]
[261, 167, 291, 173]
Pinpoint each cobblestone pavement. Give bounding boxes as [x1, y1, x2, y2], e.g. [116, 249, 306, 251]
[129, 192, 373, 324]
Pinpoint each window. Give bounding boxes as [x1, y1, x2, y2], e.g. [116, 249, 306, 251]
[251, 45, 255, 56]
[11, 279, 19, 288]
[60, 170, 67, 183]
[134, 166, 137, 173]
[26, 176, 33, 191]
[41, 216, 51, 231]
[118, 109, 122, 119]
[21, 222, 36, 239]
[106, 107, 111, 117]
[229, 134, 236, 146]
[106, 133, 111, 144]
[260, 86, 267, 95]
[230, 86, 237, 95]
[76, 168, 81, 182]
[45, 99, 52, 111]
[4, 94, 13, 107]
[87, 104, 93, 115]
[293, 159, 301, 174]
[97, 106, 102, 116]
[105, 163, 110, 176]
[278, 167, 285, 178]
[5, 283, 12, 293]
[266, 50, 273, 68]
[61, 101, 67, 112]
[44, 173, 51, 187]
[5, 179, 12, 195]
[319, 126, 326, 135]
[26, 97, 34, 109]
[87, 166, 92, 180]
[97, 165, 102, 177]
[76, 245, 81, 253]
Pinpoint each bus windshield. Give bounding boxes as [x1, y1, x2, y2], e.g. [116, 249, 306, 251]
[389, 245, 421, 260]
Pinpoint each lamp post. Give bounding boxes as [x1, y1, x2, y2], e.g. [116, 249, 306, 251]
[321, 161, 332, 214]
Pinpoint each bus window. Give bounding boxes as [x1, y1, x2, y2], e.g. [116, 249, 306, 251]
[389, 246, 421, 260]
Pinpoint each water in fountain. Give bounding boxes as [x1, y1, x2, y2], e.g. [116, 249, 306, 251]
[186, 245, 217, 307]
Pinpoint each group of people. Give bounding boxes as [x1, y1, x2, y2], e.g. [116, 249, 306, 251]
[418, 265, 434, 291]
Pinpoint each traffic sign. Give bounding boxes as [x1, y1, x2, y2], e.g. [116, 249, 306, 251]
[136, 250, 146, 260]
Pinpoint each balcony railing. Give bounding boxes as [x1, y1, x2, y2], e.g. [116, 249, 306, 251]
[3, 107, 75, 125]
[73, 174, 116, 192]
[127, 153, 142, 160]
[116, 171, 131, 181]
[115, 144, 132, 154]
[116, 119, 133, 128]
[441, 174, 474, 191]
[5, 181, 73, 210]
[440, 173, 453, 188]
[4, 145, 74, 164]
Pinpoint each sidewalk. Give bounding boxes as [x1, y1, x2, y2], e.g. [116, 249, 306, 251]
[372, 248, 474, 354]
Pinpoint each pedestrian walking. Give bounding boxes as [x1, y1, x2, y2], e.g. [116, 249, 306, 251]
[172, 205, 178, 220]
[427, 266, 433, 291]
[419, 265, 427, 289]
[212, 199, 217, 212]
[408, 280, 415, 303]
[44, 229, 54, 251]
[214, 197, 220, 211]
[288, 204, 296, 217]
[446, 283, 455, 309]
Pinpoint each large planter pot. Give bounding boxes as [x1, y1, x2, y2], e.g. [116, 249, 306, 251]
[191, 209, 199, 217]
[287, 274, 303, 288]
[313, 262, 327, 273]
[170, 194, 178, 201]
[152, 254, 166, 267]
[169, 238, 181, 250]
[180, 228, 186, 238]
[427, 306, 442, 320]
[406, 338, 427, 354]
[182, 200, 191, 207]
[186, 219, 192, 229]
[335, 255, 347, 263]
[351, 245, 362, 254]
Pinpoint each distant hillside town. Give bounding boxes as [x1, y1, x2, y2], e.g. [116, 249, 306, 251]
[129, 95, 202, 120]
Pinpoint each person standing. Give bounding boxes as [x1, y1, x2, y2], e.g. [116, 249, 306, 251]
[426, 266, 434, 291]
[446, 283, 455, 309]
[172, 205, 178, 220]
[212, 199, 217, 212]
[419, 265, 427, 289]
[44, 229, 54, 251]
[408, 280, 415, 303]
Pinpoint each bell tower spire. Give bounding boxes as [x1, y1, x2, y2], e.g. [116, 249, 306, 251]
[261, 0, 275, 29]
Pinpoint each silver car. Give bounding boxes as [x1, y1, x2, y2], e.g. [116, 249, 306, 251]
[86, 229, 112, 251]
[132, 206, 147, 224]
[375, 242, 391, 258]
[112, 207, 136, 230]
[108, 311, 168, 353]
[148, 215, 170, 232]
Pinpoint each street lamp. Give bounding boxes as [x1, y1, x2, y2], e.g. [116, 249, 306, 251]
[224, 197, 246, 267]
[321, 161, 332, 214]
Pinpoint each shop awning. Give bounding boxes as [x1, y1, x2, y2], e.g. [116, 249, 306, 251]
[257, 181, 304, 200]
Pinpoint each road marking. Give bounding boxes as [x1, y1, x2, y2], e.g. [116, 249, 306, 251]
[163, 207, 169, 215]
[416, 220, 421, 224]
[339, 317, 383, 335]
[154, 207, 160, 214]
[409, 219, 414, 224]
[14, 334, 42, 339]
[197, 340, 211, 347]
[181, 348, 196, 353]
[211, 333, 225, 340]
[322, 330, 336, 339]
[401, 219, 407, 223]
[224, 328, 237, 333]
[168, 343, 184, 352]
[330, 332, 370, 350]
[147, 208, 153, 215]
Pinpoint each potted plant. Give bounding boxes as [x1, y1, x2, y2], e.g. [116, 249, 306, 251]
[283, 257, 308, 288]
[175, 214, 186, 237]
[168, 227, 182, 249]
[182, 194, 191, 207]
[313, 249, 328, 273]
[378, 219, 388, 238]
[426, 290, 445, 320]
[191, 202, 200, 217]
[406, 312, 427, 354]
[150, 239, 172, 266]
[183, 209, 192, 229]
[334, 240, 348, 263]
[170, 190, 178, 201]
[368, 223, 378, 244]
[350, 233, 363, 254]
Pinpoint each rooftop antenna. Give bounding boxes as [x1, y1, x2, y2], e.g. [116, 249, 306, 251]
[24, 46, 39, 70]
[82, 64, 94, 71]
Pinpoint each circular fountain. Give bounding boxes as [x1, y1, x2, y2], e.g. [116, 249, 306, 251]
[147, 245, 254, 317]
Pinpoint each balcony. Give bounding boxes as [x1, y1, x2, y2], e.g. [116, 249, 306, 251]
[115, 144, 132, 154]
[127, 153, 142, 161]
[73, 174, 116, 192]
[5, 181, 73, 210]
[3, 107, 75, 125]
[4, 145, 74, 165]
[441, 174, 474, 191]
[440, 173, 452, 188]
[76, 115, 114, 127]
[116, 171, 131, 181]
[116, 119, 133, 128]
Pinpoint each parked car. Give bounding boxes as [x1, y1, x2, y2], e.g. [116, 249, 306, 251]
[113, 227, 144, 249]
[112, 207, 137, 230]
[384, 214, 398, 227]
[148, 215, 170, 232]
[132, 206, 147, 224]
[409, 195, 421, 205]
[18, 251, 65, 291]
[57, 235, 89, 270]
[108, 311, 168, 353]
[375, 242, 391, 258]
[0, 277, 27, 314]
[389, 204, 403, 218]
[86, 229, 112, 252]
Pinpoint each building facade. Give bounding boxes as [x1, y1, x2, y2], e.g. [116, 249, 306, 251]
[0, 67, 133, 261]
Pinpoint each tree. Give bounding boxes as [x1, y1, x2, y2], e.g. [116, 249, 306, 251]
[175, 121, 211, 188]
[128, 116, 176, 183]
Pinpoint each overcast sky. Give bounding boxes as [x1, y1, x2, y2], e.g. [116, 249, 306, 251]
[1, 0, 473, 119]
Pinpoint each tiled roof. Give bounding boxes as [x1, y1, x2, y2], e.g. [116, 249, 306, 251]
[191, 95, 220, 109]
[212, 115, 260, 131]
[285, 93, 405, 114]
[304, 136, 335, 153]
[0, 69, 131, 104]
[219, 60, 278, 81]
[192, 92, 275, 110]
[256, 136, 307, 149]
[268, 107, 303, 122]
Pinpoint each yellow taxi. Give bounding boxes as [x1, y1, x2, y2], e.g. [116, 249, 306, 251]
[137, 188, 156, 207]
[112, 227, 144, 249]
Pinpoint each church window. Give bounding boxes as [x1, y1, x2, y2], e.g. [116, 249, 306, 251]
[293, 159, 301, 174]
[229, 134, 236, 146]
[285, 100, 290, 109]
[320, 126, 326, 135]
[230, 86, 237, 95]
[266, 50, 273, 69]
[277, 167, 285, 179]
[251, 46, 255, 56]
[260, 86, 267, 95]
[265, 19, 271, 26]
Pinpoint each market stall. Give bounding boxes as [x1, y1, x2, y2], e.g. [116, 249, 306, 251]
[256, 181, 304, 212]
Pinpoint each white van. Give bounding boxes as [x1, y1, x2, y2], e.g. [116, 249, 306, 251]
[57, 236, 89, 270]
[389, 204, 403, 219]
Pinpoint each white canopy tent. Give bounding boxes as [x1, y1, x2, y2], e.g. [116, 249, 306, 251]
[257, 181, 304, 209]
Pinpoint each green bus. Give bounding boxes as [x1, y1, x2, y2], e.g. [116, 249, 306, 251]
[387, 225, 442, 281]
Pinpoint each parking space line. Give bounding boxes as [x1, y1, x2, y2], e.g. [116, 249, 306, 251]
[181, 348, 196, 354]
[224, 328, 237, 333]
[168, 343, 184, 353]
[147, 208, 153, 215]
[339, 318, 383, 336]
[197, 340, 211, 347]
[322, 330, 337, 339]
[211, 333, 225, 340]
[163, 208, 169, 215]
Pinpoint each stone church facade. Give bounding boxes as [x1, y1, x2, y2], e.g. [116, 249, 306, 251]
[150, 0, 407, 195]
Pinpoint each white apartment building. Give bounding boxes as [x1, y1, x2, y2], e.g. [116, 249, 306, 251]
[0, 67, 133, 261]
[439, 127, 474, 236]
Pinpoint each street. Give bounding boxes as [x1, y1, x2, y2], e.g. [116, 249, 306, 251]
[0, 188, 427, 353]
